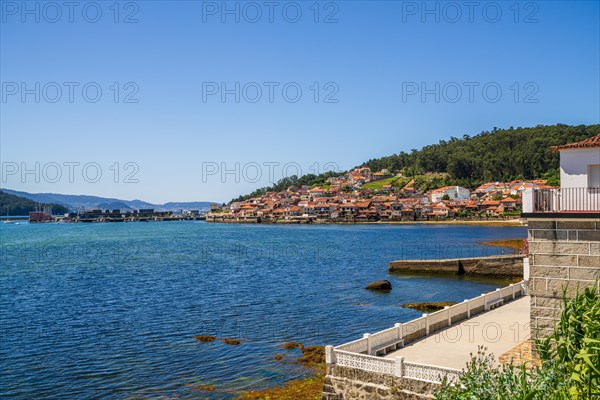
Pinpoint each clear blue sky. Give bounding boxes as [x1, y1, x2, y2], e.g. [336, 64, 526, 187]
[1, 0, 599, 204]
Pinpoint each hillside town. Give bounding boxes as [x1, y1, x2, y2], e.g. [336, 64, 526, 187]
[207, 167, 554, 223]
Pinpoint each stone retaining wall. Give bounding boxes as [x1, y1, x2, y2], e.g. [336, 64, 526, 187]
[322, 365, 438, 400]
[527, 218, 600, 338]
[388, 254, 524, 278]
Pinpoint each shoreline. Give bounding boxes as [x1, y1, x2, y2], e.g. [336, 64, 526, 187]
[480, 238, 527, 253]
[207, 218, 526, 227]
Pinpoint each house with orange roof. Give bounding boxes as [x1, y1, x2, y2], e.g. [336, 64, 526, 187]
[538, 133, 600, 211]
[284, 206, 301, 217]
[340, 203, 358, 215]
[531, 179, 548, 185]
[485, 205, 501, 217]
[309, 187, 325, 196]
[500, 197, 518, 210]
[378, 208, 392, 219]
[509, 182, 538, 195]
[401, 206, 415, 221]
[481, 199, 501, 207]
[475, 182, 497, 193]
[550, 135, 600, 189]
[355, 201, 371, 212]
[430, 202, 452, 218]
[300, 204, 315, 217]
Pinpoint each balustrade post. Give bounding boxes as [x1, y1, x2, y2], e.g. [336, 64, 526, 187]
[325, 345, 334, 364]
[395, 323, 402, 341]
[482, 293, 487, 311]
[363, 333, 372, 355]
[395, 356, 404, 377]
[423, 313, 429, 335]
[511, 283, 516, 300]
[445, 306, 451, 326]
[496, 288, 501, 302]
[465, 299, 470, 318]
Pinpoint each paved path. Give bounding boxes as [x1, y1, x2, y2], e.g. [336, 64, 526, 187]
[385, 296, 531, 369]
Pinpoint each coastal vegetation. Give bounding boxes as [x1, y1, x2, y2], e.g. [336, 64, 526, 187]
[401, 301, 458, 313]
[222, 338, 242, 345]
[480, 238, 527, 253]
[237, 372, 325, 400]
[281, 342, 303, 350]
[193, 335, 216, 342]
[229, 124, 599, 203]
[237, 343, 326, 400]
[0, 190, 68, 216]
[436, 285, 600, 399]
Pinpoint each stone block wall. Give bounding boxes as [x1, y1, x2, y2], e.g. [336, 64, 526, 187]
[528, 218, 600, 338]
[322, 365, 438, 400]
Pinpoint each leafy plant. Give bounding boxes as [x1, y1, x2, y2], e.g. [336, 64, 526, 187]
[537, 286, 600, 399]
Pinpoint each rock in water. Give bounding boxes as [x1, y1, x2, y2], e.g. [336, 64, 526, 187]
[365, 280, 392, 291]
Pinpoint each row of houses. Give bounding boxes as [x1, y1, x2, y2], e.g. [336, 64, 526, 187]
[207, 168, 553, 223]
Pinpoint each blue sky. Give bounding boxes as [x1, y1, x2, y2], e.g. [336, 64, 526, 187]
[1, 0, 599, 203]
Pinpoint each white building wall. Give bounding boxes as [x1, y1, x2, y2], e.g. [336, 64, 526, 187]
[431, 186, 470, 202]
[560, 148, 600, 189]
[454, 186, 471, 200]
[559, 148, 600, 211]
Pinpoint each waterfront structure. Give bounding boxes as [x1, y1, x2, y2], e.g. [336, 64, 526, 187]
[29, 208, 206, 223]
[322, 282, 529, 399]
[522, 134, 600, 339]
[28, 211, 54, 222]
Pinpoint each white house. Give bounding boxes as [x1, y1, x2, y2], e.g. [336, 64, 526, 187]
[523, 134, 600, 213]
[552, 134, 600, 211]
[430, 186, 471, 203]
[552, 135, 600, 190]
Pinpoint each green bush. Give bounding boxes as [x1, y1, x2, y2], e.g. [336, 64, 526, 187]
[436, 285, 599, 400]
[537, 286, 600, 399]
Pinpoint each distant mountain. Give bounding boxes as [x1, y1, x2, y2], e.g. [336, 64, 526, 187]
[0, 189, 215, 212]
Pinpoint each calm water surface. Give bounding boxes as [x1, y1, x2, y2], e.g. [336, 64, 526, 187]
[0, 222, 526, 399]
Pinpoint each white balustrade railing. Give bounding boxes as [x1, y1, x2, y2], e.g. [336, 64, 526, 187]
[328, 281, 526, 384]
[370, 326, 401, 349]
[403, 315, 427, 336]
[404, 361, 461, 384]
[334, 350, 396, 375]
[335, 337, 368, 353]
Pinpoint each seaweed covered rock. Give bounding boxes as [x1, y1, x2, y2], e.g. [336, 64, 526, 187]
[365, 280, 392, 291]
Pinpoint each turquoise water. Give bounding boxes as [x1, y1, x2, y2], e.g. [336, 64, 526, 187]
[0, 222, 526, 399]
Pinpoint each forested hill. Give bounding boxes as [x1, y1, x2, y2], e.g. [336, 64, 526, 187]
[0, 191, 69, 216]
[230, 124, 600, 203]
[360, 124, 600, 187]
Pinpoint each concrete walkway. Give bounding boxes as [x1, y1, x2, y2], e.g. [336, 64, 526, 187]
[385, 296, 531, 369]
